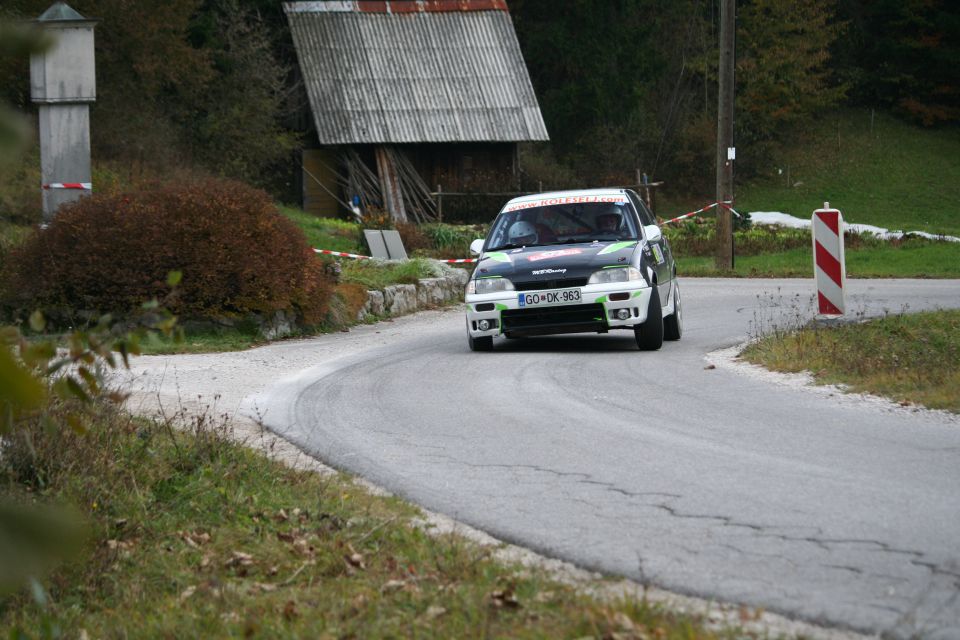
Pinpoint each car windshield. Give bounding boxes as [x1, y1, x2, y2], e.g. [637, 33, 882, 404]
[485, 199, 640, 251]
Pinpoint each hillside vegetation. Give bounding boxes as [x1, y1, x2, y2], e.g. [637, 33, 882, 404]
[737, 110, 960, 236]
[656, 109, 960, 234]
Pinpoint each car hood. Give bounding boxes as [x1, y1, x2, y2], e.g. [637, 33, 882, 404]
[474, 241, 639, 284]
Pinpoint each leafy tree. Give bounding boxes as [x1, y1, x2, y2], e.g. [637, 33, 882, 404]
[0, 0, 300, 196]
[186, 0, 300, 191]
[735, 0, 847, 171]
[511, 0, 714, 187]
[835, 0, 960, 125]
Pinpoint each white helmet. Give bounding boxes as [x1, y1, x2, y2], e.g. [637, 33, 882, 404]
[508, 220, 538, 245]
[596, 204, 623, 232]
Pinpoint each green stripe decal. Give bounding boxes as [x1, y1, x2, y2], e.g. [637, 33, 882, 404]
[595, 295, 608, 304]
[603, 265, 628, 269]
[597, 241, 636, 255]
[484, 252, 511, 263]
[632, 291, 645, 298]
[495, 303, 509, 311]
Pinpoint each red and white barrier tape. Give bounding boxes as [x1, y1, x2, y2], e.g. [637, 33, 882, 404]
[661, 201, 741, 225]
[314, 248, 477, 264]
[42, 182, 92, 190]
[314, 249, 372, 259]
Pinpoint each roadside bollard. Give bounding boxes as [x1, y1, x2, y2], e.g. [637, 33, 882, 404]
[812, 202, 846, 316]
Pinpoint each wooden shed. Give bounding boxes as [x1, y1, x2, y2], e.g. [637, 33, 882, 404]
[284, 0, 549, 221]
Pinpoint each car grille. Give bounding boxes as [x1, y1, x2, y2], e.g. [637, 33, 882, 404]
[501, 303, 606, 337]
[514, 278, 588, 292]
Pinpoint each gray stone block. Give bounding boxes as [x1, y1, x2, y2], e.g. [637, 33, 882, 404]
[261, 310, 295, 340]
[368, 290, 385, 316]
[385, 284, 417, 316]
[416, 278, 445, 307]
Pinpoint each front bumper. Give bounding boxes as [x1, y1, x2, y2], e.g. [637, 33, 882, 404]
[465, 283, 653, 338]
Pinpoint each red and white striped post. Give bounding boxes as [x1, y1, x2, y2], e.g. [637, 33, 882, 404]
[812, 202, 846, 316]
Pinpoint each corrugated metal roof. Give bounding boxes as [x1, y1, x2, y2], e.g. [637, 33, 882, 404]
[286, 1, 510, 15]
[284, 1, 549, 144]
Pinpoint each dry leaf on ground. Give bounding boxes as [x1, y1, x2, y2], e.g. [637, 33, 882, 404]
[424, 605, 447, 620]
[225, 551, 254, 568]
[490, 588, 520, 609]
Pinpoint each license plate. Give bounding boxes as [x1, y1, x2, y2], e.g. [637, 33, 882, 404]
[518, 288, 582, 307]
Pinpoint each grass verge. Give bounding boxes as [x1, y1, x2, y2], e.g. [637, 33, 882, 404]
[741, 309, 960, 413]
[340, 257, 447, 291]
[1, 410, 735, 638]
[278, 206, 363, 254]
[137, 326, 264, 355]
[677, 238, 960, 278]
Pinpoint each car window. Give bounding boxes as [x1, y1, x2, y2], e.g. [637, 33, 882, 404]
[628, 191, 657, 226]
[486, 199, 639, 251]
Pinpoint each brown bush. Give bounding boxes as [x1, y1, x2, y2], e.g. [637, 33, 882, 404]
[1, 178, 333, 324]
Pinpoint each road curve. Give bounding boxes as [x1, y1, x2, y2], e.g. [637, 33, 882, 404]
[249, 278, 960, 639]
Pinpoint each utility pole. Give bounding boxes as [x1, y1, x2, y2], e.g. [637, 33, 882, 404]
[715, 0, 735, 270]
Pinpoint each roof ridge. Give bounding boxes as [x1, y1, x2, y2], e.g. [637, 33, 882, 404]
[284, 1, 509, 14]
[36, 2, 90, 21]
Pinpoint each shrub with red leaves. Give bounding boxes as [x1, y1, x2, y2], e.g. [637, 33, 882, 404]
[1, 178, 333, 325]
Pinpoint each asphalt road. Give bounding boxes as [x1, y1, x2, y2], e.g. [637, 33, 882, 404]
[250, 278, 960, 638]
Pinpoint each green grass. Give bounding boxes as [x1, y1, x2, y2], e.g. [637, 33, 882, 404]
[1, 412, 736, 638]
[677, 238, 960, 278]
[0, 220, 32, 250]
[137, 326, 263, 355]
[738, 109, 960, 237]
[340, 257, 446, 290]
[278, 205, 363, 254]
[742, 310, 960, 413]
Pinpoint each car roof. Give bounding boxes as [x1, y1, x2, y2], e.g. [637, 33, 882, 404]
[504, 188, 630, 207]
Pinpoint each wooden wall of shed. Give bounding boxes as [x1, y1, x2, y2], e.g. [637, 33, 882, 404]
[404, 143, 518, 192]
[302, 148, 342, 217]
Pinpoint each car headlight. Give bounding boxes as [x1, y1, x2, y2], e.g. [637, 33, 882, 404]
[588, 267, 643, 284]
[467, 277, 515, 295]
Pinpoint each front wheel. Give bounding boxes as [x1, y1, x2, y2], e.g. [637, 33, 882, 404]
[634, 286, 663, 351]
[664, 281, 683, 341]
[468, 334, 493, 352]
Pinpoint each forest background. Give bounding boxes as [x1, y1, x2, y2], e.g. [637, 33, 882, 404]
[1, 0, 957, 221]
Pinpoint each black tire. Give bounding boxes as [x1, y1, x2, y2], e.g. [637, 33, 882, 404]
[468, 334, 493, 352]
[634, 285, 663, 351]
[664, 280, 683, 341]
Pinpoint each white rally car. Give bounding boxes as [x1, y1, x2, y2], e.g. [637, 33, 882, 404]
[465, 188, 681, 351]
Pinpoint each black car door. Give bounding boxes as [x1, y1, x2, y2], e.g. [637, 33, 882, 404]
[628, 192, 672, 306]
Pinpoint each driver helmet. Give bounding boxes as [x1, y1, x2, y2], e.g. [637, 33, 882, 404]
[596, 204, 623, 232]
[508, 220, 538, 245]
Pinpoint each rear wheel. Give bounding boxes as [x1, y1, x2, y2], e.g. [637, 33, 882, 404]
[468, 334, 493, 352]
[634, 286, 663, 351]
[664, 281, 683, 341]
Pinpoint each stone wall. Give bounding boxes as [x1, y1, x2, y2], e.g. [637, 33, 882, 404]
[357, 266, 469, 322]
[256, 263, 470, 339]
